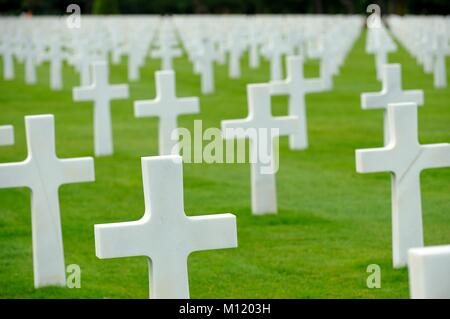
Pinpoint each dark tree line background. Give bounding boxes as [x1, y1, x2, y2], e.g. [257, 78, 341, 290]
[0, 0, 449, 15]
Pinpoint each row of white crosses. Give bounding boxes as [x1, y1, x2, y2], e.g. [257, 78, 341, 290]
[0, 116, 237, 297]
[1, 15, 363, 98]
[387, 15, 449, 88]
[366, 24, 397, 81]
[356, 63, 450, 297]
[72, 54, 329, 216]
[175, 15, 363, 93]
[221, 55, 330, 214]
[0, 16, 159, 89]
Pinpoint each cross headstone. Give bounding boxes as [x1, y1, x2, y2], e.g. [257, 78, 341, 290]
[221, 84, 299, 215]
[361, 63, 424, 144]
[47, 40, 66, 91]
[74, 42, 92, 86]
[228, 35, 243, 79]
[195, 39, 217, 94]
[127, 38, 145, 81]
[433, 34, 448, 88]
[356, 102, 450, 268]
[0, 125, 14, 146]
[134, 70, 199, 155]
[0, 114, 95, 287]
[23, 40, 37, 85]
[94, 155, 237, 299]
[0, 36, 15, 80]
[409, 245, 450, 299]
[151, 41, 182, 70]
[372, 29, 397, 81]
[267, 34, 289, 81]
[248, 28, 260, 69]
[270, 56, 324, 150]
[73, 61, 129, 157]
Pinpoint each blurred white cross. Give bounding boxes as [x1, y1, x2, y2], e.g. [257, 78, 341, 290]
[0, 115, 95, 287]
[356, 103, 450, 268]
[134, 70, 199, 155]
[73, 61, 129, 157]
[94, 155, 237, 299]
[222, 84, 299, 215]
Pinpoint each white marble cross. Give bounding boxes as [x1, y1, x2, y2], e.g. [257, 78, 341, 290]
[409, 245, 450, 299]
[73, 61, 129, 157]
[23, 40, 37, 85]
[221, 84, 299, 215]
[356, 102, 450, 268]
[228, 35, 243, 79]
[310, 38, 334, 91]
[0, 125, 14, 146]
[47, 41, 66, 91]
[0, 37, 15, 80]
[196, 39, 217, 94]
[361, 63, 424, 144]
[0, 114, 95, 287]
[433, 34, 448, 89]
[94, 155, 237, 299]
[134, 70, 199, 155]
[267, 35, 289, 81]
[372, 29, 397, 81]
[270, 56, 324, 150]
[248, 29, 260, 69]
[151, 42, 182, 70]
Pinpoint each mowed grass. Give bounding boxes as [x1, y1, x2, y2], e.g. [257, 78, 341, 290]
[0, 30, 449, 299]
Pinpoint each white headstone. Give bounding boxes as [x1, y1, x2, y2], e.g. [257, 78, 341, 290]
[23, 40, 37, 85]
[0, 36, 15, 80]
[0, 114, 95, 287]
[228, 35, 243, 79]
[73, 61, 129, 157]
[134, 70, 199, 155]
[47, 41, 65, 91]
[222, 84, 299, 215]
[356, 103, 450, 268]
[196, 39, 217, 94]
[409, 245, 450, 299]
[271, 56, 323, 150]
[94, 155, 237, 299]
[372, 29, 397, 81]
[433, 34, 448, 88]
[267, 35, 288, 81]
[361, 64, 424, 144]
[0, 125, 14, 146]
[151, 41, 182, 70]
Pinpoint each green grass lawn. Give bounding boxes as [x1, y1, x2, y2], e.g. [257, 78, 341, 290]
[0, 30, 449, 298]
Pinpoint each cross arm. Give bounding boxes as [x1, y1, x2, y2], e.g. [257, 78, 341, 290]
[356, 147, 394, 174]
[73, 86, 94, 102]
[187, 213, 237, 254]
[0, 125, 14, 146]
[269, 80, 289, 95]
[94, 218, 150, 259]
[305, 78, 325, 93]
[109, 84, 129, 100]
[420, 143, 450, 170]
[0, 161, 33, 189]
[134, 99, 161, 118]
[276, 116, 300, 136]
[59, 157, 95, 185]
[178, 97, 200, 115]
[361, 92, 387, 110]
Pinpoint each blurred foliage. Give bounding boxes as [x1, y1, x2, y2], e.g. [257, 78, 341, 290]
[0, 0, 449, 15]
[92, 0, 119, 15]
